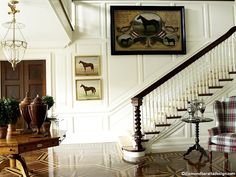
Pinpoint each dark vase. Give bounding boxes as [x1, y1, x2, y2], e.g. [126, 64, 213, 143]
[28, 95, 48, 134]
[19, 92, 32, 132]
[0, 126, 7, 139]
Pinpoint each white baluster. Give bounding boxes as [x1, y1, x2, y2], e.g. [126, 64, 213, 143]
[171, 79, 177, 116]
[231, 36, 236, 71]
[214, 47, 220, 86]
[209, 51, 214, 87]
[157, 87, 161, 125]
[155, 89, 158, 125]
[225, 39, 230, 77]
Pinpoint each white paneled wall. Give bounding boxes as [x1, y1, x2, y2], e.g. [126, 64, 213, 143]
[24, 1, 236, 146]
[209, 3, 235, 37]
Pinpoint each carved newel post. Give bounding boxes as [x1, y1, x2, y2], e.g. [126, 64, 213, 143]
[131, 97, 145, 151]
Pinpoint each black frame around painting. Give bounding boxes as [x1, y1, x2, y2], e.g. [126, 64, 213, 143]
[110, 6, 186, 55]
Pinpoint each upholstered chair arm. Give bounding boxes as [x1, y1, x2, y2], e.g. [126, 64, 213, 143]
[208, 127, 221, 136]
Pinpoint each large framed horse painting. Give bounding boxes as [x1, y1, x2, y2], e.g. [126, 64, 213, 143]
[76, 79, 102, 100]
[75, 55, 100, 76]
[110, 6, 186, 55]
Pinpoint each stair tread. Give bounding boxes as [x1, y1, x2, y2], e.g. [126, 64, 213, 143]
[166, 116, 182, 119]
[144, 131, 160, 134]
[219, 78, 233, 81]
[155, 123, 171, 127]
[141, 139, 149, 142]
[209, 86, 223, 89]
[198, 93, 213, 96]
[177, 108, 187, 111]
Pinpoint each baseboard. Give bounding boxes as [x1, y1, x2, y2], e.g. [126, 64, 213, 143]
[150, 137, 208, 153]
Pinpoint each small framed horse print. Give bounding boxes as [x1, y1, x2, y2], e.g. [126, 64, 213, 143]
[110, 6, 186, 55]
[76, 79, 102, 100]
[75, 55, 100, 76]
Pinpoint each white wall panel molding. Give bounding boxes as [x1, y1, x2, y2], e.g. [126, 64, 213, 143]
[108, 55, 139, 105]
[208, 3, 234, 37]
[184, 4, 206, 42]
[54, 51, 68, 109]
[108, 103, 133, 135]
[66, 52, 74, 108]
[101, 43, 110, 106]
[141, 3, 171, 6]
[203, 4, 210, 39]
[142, 55, 173, 83]
[75, 2, 103, 39]
[234, 4, 236, 25]
[75, 41, 103, 55]
[137, 55, 144, 84]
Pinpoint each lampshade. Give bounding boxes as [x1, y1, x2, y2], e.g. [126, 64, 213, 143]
[1, 0, 27, 70]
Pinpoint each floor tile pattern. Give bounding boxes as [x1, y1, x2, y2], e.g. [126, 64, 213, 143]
[0, 143, 235, 177]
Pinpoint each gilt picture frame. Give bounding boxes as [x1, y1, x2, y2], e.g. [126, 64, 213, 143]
[75, 55, 100, 76]
[76, 79, 102, 100]
[110, 6, 186, 55]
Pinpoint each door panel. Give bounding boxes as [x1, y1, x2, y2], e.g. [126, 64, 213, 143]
[1, 62, 24, 100]
[24, 61, 46, 98]
[1, 60, 46, 100]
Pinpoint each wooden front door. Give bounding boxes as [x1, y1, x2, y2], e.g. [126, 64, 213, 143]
[1, 60, 46, 100]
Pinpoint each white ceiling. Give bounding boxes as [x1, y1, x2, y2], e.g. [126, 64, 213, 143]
[0, 0, 71, 49]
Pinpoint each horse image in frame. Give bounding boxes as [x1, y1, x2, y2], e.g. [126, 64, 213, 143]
[110, 6, 186, 55]
[76, 79, 102, 100]
[75, 56, 100, 76]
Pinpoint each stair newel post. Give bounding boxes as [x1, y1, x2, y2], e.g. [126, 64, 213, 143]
[132, 97, 145, 151]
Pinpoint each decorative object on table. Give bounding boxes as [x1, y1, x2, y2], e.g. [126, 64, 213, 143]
[198, 100, 206, 118]
[42, 95, 55, 133]
[28, 95, 48, 135]
[3, 98, 20, 137]
[187, 99, 206, 119]
[76, 79, 102, 100]
[0, 99, 8, 139]
[75, 56, 100, 76]
[0, 0, 27, 71]
[110, 6, 186, 55]
[187, 101, 197, 119]
[19, 92, 32, 133]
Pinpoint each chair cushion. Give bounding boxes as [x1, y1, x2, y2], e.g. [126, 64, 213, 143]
[208, 144, 236, 153]
[210, 133, 236, 146]
[214, 96, 236, 132]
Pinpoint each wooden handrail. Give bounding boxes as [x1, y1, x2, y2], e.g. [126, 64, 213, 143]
[133, 26, 236, 99]
[126, 26, 236, 153]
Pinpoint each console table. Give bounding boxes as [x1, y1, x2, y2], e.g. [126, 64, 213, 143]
[0, 130, 65, 177]
[181, 117, 213, 160]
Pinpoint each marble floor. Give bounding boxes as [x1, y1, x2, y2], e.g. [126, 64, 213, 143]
[0, 143, 235, 177]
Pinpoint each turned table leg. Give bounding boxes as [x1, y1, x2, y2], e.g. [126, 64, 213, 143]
[0, 157, 9, 172]
[6, 154, 30, 177]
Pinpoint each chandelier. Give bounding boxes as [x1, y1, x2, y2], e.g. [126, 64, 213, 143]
[1, 0, 27, 70]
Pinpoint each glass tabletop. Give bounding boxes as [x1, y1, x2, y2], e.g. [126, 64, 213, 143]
[181, 117, 213, 123]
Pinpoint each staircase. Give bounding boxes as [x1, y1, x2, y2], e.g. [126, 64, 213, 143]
[121, 26, 236, 162]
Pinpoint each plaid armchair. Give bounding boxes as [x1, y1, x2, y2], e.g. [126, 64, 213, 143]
[208, 96, 236, 163]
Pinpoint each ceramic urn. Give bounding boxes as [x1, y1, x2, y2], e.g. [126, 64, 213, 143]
[19, 92, 32, 130]
[28, 95, 48, 134]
